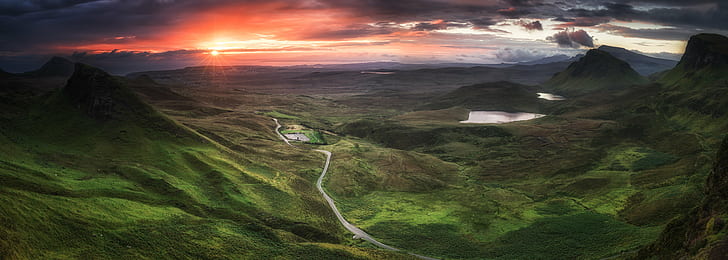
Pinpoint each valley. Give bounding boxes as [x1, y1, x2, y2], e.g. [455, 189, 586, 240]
[1, 33, 728, 259]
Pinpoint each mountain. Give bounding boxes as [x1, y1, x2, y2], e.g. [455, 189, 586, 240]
[0, 68, 11, 77]
[655, 33, 728, 130]
[24, 56, 74, 78]
[64, 63, 124, 119]
[597, 45, 677, 76]
[544, 49, 648, 96]
[420, 81, 542, 112]
[634, 33, 728, 259]
[675, 33, 728, 71]
[516, 54, 577, 66]
[660, 33, 728, 83]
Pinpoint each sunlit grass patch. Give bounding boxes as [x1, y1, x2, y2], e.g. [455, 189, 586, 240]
[263, 110, 300, 120]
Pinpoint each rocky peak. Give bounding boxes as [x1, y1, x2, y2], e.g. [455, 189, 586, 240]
[63, 63, 118, 120]
[678, 33, 728, 70]
[133, 74, 158, 85]
[562, 49, 635, 77]
[597, 45, 628, 54]
[33, 56, 74, 77]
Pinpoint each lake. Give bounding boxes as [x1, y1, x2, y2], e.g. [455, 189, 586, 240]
[537, 92, 566, 101]
[460, 111, 545, 124]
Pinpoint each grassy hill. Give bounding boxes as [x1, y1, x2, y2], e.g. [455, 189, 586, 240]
[21, 56, 74, 78]
[544, 49, 648, 96]
[0, 64, 411, 259]
[420, 81, 543, 113]
[597, 45, 677, 76]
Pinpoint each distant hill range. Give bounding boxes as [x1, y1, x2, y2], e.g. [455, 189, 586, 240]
[0, 68, 10, 78]
[515, 54, 581, 66]
[420, 81, 541, 113]
[596, 45, 677, 76]
[22, 56, 74, 78]
[544, 49, 648, 96]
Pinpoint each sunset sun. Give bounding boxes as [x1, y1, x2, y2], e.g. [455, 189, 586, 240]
[210, 50, 220, 56]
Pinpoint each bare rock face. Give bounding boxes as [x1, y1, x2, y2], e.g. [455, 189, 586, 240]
[63, 63, 118, 120]
[678, 34, 728, 71]
[706, 137, 728, 198]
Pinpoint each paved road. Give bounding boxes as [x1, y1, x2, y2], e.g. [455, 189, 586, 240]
[272, 118, 438, 260]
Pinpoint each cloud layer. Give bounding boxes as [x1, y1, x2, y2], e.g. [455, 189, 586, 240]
[0, 0, 726, 73]
[548, 29, 595, 48]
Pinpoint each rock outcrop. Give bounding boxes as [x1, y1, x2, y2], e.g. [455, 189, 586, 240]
[63, 63, 118, 120]
[544, 49, 648, 96]
[28, 56, 74, 77]
[678, 34, 728, 71]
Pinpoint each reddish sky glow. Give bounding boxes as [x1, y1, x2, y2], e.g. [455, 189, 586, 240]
[1, 0, 726, 73]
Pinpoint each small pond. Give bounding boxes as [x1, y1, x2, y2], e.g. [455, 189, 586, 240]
[460, 111, 545, 124]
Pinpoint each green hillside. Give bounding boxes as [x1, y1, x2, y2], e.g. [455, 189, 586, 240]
[0, 64, 410, 259]
[545, 49, 648, 96]
[420, 81, 542, 113]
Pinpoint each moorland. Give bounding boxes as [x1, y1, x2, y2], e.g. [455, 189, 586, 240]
[1, 33, 728, 259]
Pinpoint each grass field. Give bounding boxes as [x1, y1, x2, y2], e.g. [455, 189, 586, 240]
[0, 74, 416, 259]
[263, 110, 301, 120]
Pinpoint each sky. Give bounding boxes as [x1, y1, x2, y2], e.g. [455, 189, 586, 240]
[1, 0, 727, 74]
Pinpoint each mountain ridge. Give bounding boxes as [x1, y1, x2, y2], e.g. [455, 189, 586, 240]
[544, 49, 648, 96]
[597, 45, 677, 75]
[23, 56, 74, 78]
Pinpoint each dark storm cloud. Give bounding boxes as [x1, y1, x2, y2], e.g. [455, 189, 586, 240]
[556, 17, 612, 28]
[0, 0, 175, 51]
[497, 7, 531, 18]
[547, 29, 594, 48]
[562, 1, 728, 31]
[619, 0, 718, 6]
[315, 0, 503, 21]
[502, 0, 544, 7]
[300, 24, 395, 40]
[468, 18, 498, 30]
[1, 0, 728, 71]
[0, 0, 99, 16]
[596, 24, 705, 41]
[516, 20, 543, 30]
[3, 0, 722, 52]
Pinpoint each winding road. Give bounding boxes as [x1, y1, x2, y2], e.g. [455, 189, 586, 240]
[272, 118, 438, 260]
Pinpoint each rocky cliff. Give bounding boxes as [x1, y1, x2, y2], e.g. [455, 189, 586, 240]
[637, 136, 728, 259]
[678, 34, 728, 71]
[63, 63, 119, 119]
